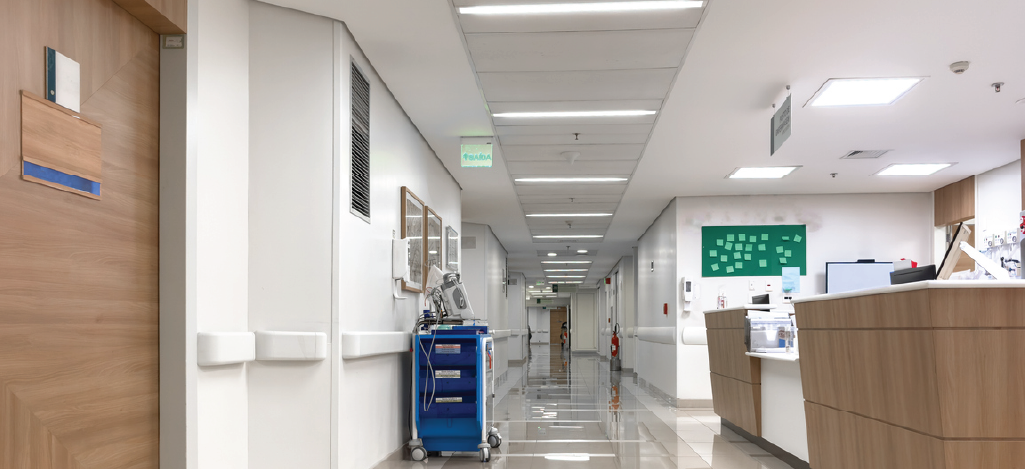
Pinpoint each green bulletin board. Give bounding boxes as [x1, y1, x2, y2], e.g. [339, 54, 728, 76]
[701, 225, 806, 277]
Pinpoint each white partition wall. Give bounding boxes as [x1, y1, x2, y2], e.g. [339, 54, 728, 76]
[571, 290, 598, 352]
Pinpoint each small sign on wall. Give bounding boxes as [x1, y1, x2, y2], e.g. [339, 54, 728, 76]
[46, 47, 80, 113]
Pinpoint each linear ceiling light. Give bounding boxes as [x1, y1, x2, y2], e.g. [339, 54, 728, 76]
[546, 275, 586, 278]
[727, 167, 800, 179]
[493, 110, 656, 118]
[542, 260, 592, 264]
[577, 250, 588, 253]
[459, 1, 703, 15]
[526, 213, 613, 217]
[549, 281, 583, 284]
[545, 269, 588, 272]
[534, 235, 604, 238]
[516, 177, 628, 183]
[807, 77, 924, 107]
[547, 252, 558, 257]
[876, 163, 952, 176]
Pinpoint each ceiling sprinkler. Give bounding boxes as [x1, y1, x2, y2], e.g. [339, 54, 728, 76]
[993, 82, 1004, 93]
[561, 151, 580, 165]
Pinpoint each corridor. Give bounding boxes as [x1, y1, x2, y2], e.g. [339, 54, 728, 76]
[375, 345, 792, 469]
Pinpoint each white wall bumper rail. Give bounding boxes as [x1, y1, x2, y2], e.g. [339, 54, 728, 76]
[635, 326, 677, 345]
[681, 327, 708, 345]
[625, 327, 635, 338]
[256, 331, 328, 361]
[198, 332, 256, 366]
[491, 329, 512, 339]
[341, 331, 411, 359]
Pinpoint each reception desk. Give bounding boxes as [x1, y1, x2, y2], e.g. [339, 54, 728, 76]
[794, 281, 1025, 469]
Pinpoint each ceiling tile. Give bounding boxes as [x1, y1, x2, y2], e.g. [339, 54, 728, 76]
[457, 7, 701, 34]
[499, 133, 650, 145]
[489, 99, 663, 113]
[503, 144, 645, 161]
[465, 29, 694, 72]
[520, 202, 619, 212]
[478, 69, 678, 101]
[518, 194, 623, 204]
[515, 184, 627, 196]
[497, 124, 652, 136]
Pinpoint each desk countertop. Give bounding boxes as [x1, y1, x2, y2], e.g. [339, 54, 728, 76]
[792, 280, 1025, 304]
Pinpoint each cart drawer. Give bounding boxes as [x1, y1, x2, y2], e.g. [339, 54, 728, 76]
[419, 377, 478, 393]
[419, 402, 477, 419]
[417, 341, 478, 366]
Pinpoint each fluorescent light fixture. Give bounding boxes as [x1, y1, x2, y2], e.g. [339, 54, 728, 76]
[807, 77, 924, 107]
[876, 163, 952, 176]
[548, 252, 558, 257]
[546, 275, 586, 278]
[727, 166, 800, 179]
[545, 269, 588, 272]
[460, 1, 703, 15]
[428, 251, 438, 254]
[493, 110, 656, 118]
[534, 235, 604, 239]
[526, 213, 613, 217]
[515, 177, 628, 183]
[549, 281, 583, 284]
[542, 260, 592, 264]
[577, 249, 588, 253]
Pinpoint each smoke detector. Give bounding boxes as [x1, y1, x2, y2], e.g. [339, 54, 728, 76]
[949, 61, 970, 74]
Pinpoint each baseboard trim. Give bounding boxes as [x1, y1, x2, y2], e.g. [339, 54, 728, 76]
[722, 419, 810, 469]
[677, 399, 713, 409]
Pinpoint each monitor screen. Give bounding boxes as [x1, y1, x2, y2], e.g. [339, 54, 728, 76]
[826, 262, 895, 294]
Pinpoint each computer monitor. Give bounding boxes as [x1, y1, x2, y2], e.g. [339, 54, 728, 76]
[825, 261, 895, 294]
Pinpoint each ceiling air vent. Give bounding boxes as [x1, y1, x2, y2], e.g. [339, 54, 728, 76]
[840, 150, 890, 159]
[350, 61, 371, 223]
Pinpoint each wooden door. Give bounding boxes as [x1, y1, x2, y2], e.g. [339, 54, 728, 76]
[0, 0, 160, 466]
[549, 308, 568, 345]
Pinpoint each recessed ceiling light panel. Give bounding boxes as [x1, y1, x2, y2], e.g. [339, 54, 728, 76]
[807, 77, 925, 107]
[526, 213, 613, 217]
[876, 163, 952, 176]
[459, 1, 703, 15]
[534, 234, 604, 239]
[727, 167, 800, 179]
[493, 110, 656, 118]
[545, 269, 588, 272]
[515, 177, 628, 183]
[542, 260, 592, 264]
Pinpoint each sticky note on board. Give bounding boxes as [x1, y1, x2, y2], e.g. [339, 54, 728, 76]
[780, 258, 788, 264]
[759, 259, 768, 268]
[739, 234, 746, 241]
[785, 250, 792, 258]
[710, 250, 717, 257]
[735, 262, 743, 269]
[761, 234, 769, 241]
[758, 244, 766, 251]
[726, 266, 734, 273]
[783, 236, 790, 241]
[744, 254, 752, 261]
[732, 252, 740, 259]
[717, 239, 724, 246]
[711, 264, 720, 271]
[746, 244, 753, 252]
[727, 234, 735, 242]
[776, 246, 784, 254]
[794, 234, 803, 243]
[725, 242, 733, 250]
[721, 255, 728, 262]
[734, 243, 742, 251]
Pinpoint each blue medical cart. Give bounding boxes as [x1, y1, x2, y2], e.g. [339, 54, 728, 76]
[408, 328, 502, 462]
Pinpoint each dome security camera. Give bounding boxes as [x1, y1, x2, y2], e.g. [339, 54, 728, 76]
[950, 61, 970, 74]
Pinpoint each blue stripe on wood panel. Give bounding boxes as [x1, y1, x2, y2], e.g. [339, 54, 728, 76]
[23, 161, 100, 196]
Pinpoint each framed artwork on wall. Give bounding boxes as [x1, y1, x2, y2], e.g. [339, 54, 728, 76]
[425, 207, 443, 281]
[401, 187, 425, 292]
[446, 226, 459, 271]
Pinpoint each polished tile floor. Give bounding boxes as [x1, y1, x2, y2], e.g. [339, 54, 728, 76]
[377, 344, 794, 469]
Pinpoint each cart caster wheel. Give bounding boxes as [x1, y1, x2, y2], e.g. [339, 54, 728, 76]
[411, 446, 427, 462]
[479, 447, 491, 462]
[488, 434, 502, 448]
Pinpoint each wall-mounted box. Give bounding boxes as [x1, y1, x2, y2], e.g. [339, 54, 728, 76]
[20, 91, 102, 199]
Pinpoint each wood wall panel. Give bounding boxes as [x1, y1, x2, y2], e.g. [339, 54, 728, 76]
[111, 0, 187, 34]
[705, 309, 762, 436]
[0, 0, 159, 466]
[934, 175, 975, 227]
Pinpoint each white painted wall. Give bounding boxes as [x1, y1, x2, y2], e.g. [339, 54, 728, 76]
[335, 19, 462, 469]
[247, 5, 334, 468]
[636, 199, 679, 399]
[193, 0, 251, 467]
[527, 307, 549, 343]
[618, 257, 637, 371]
[571, 290, 598, 352]
[460, 223, 509, 376]
[976, 160, 1021, 270]
[507, 272, 526, 361]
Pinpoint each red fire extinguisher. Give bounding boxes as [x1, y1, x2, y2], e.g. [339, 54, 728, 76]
[611, 324, 620, 358]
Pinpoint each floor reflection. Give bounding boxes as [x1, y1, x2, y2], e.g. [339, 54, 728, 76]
[375, 344, 794, 469]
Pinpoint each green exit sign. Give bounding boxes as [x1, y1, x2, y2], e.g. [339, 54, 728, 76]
[461, 143, 492, 168]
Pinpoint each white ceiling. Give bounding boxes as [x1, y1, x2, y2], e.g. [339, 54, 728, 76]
[261, 0, 1025, 295]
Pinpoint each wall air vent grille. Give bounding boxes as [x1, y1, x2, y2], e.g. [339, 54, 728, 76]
[841, 150, 890, 159]
[509, 278, 518, 286]
[350, 61, 371, 222]
[463, 236, 477, 250]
